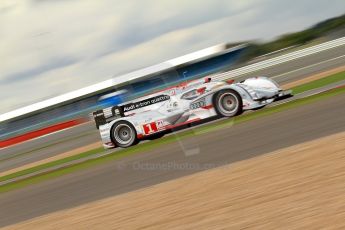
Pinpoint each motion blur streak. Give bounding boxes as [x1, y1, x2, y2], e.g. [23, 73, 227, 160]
[0, 118, 86, 148]
[4, 132, 345, 229]
[0, 93, 344, 227]
[1, 44, 344, 174]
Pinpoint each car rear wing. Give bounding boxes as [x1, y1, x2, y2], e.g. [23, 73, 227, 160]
[92, 106, 123, 129]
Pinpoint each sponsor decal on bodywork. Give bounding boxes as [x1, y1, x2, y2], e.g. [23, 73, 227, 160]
[121, 95, 170, 112]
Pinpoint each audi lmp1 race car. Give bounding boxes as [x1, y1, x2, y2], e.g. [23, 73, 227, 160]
[93, 77, 292, 148]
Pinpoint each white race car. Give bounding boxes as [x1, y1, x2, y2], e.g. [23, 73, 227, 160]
[93, 77, 291, 148]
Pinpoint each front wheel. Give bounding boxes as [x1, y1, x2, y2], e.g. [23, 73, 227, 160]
[111, 121, 138, 148]
[213, 89, 243, 117]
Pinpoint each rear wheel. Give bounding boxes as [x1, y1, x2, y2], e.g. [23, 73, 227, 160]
[213, 89, 242, 117]
[111, 121, 138, 148]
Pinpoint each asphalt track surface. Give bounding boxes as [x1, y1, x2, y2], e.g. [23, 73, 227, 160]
[1, 44, 345, 173]
[1, 91, 345, 227]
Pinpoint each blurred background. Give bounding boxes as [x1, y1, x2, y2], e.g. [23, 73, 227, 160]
[1, 0, 345, 146]
[2, 1, 345, 228]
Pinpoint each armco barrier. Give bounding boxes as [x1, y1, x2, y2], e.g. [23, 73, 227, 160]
[213, 36, 345, 81]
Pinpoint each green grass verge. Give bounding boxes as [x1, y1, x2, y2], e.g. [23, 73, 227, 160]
[0, 147, 103, 183]
[290, 71, 345, 94]
[1, 86, 345, 193]
[4, 69, 340, 167]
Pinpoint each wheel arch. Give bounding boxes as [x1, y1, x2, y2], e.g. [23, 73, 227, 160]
[212, 85, 246, 100]
[212, 87, 243, 117]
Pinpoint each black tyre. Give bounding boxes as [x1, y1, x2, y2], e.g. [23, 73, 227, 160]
[111, 121, 138, 148]
[213, 89, 243, 117]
